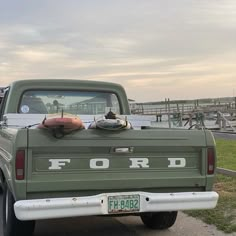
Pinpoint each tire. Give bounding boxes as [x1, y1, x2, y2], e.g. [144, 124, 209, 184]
[140, 211, 178, 230]
[1, 181, 35, 236]
[0, 173, 3, 193]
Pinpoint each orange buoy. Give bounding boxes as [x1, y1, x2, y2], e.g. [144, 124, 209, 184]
[38, 116, 84, 133]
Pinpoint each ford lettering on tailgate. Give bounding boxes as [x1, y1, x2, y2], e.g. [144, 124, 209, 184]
[48, 158, 187, 170]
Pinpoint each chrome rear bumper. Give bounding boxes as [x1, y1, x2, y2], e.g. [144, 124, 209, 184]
[14, 191, 219, 220]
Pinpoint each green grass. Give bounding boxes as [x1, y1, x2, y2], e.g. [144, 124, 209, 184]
[185, 139, 236, 233]
[216, 139, 236, 171]
[186, 175, 236, 233]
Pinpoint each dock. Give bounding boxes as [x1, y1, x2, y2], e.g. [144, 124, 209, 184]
[130, 97, 236, 131]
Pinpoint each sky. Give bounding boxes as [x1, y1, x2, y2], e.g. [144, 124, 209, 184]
[0, 0, 236, 102]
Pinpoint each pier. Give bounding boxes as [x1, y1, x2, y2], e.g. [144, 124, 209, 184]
[130, 97, 236, 131]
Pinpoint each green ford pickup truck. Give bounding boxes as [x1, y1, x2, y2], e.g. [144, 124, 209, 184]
[0, 80, 218, 236]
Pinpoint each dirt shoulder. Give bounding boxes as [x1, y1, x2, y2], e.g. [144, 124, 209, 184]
[117, 212, 236, 236]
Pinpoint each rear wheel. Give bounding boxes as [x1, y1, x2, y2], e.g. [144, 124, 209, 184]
[1, 181, 35, 236]
[140, 211, 178, 230]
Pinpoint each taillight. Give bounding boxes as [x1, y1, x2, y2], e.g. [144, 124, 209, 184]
[207, 148, 215, 175]
[15, 150, 25, 180]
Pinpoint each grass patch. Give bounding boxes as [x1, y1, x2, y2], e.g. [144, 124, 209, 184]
[216, 139, 236, 171]
[185, 175, 236, 233]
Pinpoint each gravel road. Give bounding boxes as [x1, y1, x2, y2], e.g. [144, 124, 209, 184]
[213, 131, 236, 140]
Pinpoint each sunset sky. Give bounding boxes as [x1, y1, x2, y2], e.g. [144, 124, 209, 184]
[0, 1, 236, 102]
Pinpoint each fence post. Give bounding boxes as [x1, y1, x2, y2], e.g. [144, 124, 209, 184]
[168, 98, 171, 128]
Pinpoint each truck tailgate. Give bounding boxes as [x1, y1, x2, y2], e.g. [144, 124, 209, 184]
[26, 129, 208, 197]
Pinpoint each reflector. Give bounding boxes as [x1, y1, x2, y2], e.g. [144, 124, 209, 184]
[207, 148, 215, 175]
[16, 150, 25, 180]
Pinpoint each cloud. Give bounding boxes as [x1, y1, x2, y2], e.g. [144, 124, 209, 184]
[0, 1, 236, 101]
[14, 49, 60, 62]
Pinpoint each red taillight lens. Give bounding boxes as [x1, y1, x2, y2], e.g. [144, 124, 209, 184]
[207, 148, 215, 175]
[16, 150, 25, 180]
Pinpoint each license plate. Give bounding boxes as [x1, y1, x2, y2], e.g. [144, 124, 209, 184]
[108, 194, 140, 214]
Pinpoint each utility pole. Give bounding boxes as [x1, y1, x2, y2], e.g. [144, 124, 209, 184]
[235, 96, 236, 110]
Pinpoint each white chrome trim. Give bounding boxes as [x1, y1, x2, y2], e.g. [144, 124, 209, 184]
[4, 113, 155, 129]
[6, 190, 9, 222]
[14, 191, 219, 220]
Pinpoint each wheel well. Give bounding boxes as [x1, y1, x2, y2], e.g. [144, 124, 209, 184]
[0, 168, 5, 183]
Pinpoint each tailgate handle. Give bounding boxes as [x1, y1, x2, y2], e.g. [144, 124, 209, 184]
[113, 147, 134, 153]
